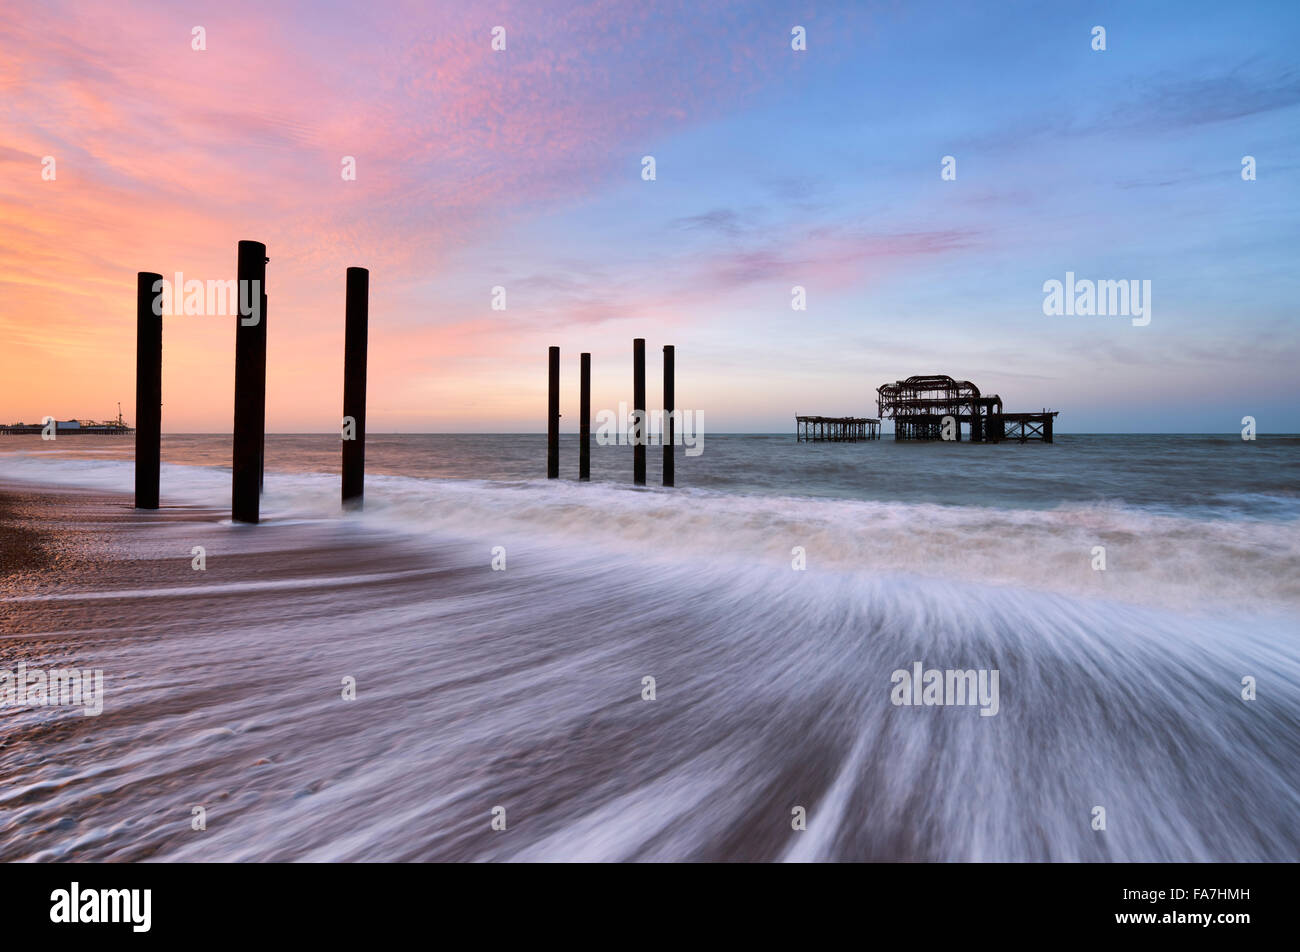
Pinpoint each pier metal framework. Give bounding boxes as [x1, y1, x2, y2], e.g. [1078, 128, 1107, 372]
[876, 374, 1057, 443]
[997, 412, 1057, 443]
[795, 415, 880, 442]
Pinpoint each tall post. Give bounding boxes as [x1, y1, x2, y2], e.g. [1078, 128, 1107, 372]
[547, 346, 559, 478]
[579, 352, 591, 481]
[662, 345, 674, 487]
[232, 241, 268, 524]
[342, 267, 369, 507]
[633, 338, 646, 485]
[134, 272, 163, 509]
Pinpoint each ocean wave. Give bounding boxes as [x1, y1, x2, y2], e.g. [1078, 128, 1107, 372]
[2, 453, 1298, 612]
[1, 517, 1296, 861]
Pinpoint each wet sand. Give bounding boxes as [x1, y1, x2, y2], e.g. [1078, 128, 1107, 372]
[0, 483, 488, 861]
[2, 480, 1298, 862]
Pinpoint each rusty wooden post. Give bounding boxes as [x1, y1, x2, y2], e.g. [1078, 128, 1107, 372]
[134, 272, 162, 509]
[547, 346, 559, 478]
[662, 344, 674, 487]
[633, 338, 645, 485]
[579, 352, 591, 481]
[342, 267, 369, 507]
[232, 241, 267, 523]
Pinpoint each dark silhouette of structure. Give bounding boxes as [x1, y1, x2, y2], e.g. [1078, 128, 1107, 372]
[342, 267, 369, 507]
[796, 416, 880, 441]
[0, 418, 134, 435]
[232, 241, 269, 523]
[545, 339, 676, 484]
[579, 352, 591, 481]
[124, 241, 370, 521]
[135, 272, 163, 508]
[876, 374, 1057, 443]
[547, 346, 560, 478]
[663, 345, 675, 486]
[633, 338, 646, 485]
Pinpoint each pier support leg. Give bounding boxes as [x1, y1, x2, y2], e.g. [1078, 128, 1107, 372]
[579, 352, 590, 481]
[134, 272, 162, 509]
[342, 267, 369, 508]
[633, 338, 646, 485]
[232, 241, 268, 524]
[662, 345, 674, 487]
[547, 346, 559, 478]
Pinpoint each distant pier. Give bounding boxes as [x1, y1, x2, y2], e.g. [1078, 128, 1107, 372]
[797, 374, 1060, 444]
[0, 419, 134, 436]
[796, 415, 881, 442]
[877, 375, 1058, 443]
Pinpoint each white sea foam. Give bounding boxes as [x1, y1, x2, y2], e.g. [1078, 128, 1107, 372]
[2, 451, 1297, 861]
[6, 453, 1297, 612]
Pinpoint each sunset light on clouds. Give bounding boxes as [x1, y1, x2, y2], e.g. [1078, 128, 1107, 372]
[2, 0, 1297, 431]
[4, 0, 1300, 880]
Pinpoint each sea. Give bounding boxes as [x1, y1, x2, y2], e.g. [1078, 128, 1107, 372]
[0, 432, 1297, 861]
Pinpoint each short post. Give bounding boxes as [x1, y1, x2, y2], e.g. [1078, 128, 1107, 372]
[662, 344, 675, 487]
[134, 272, 162, 509]
[579, 352, 591, 481]
[232, 240, 268, 524]
[547, 346, 559, 478]
[633, 338, 646, 485]
[342, 267, 369, 507]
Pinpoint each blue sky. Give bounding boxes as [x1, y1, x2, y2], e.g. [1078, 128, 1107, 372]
[514, 0, 1300, 432]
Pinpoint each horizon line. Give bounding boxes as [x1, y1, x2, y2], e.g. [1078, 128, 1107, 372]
[10, 430, 1288, 437]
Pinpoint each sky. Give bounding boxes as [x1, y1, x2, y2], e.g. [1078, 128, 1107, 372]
[1, 0, 1297, 432]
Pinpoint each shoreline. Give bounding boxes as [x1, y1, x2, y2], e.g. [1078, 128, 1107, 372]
[0, 482, 143, 593]
[0, 478, 454, 611]
[2, 480, 1299, 862]
[3, 460, 1300, 616]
